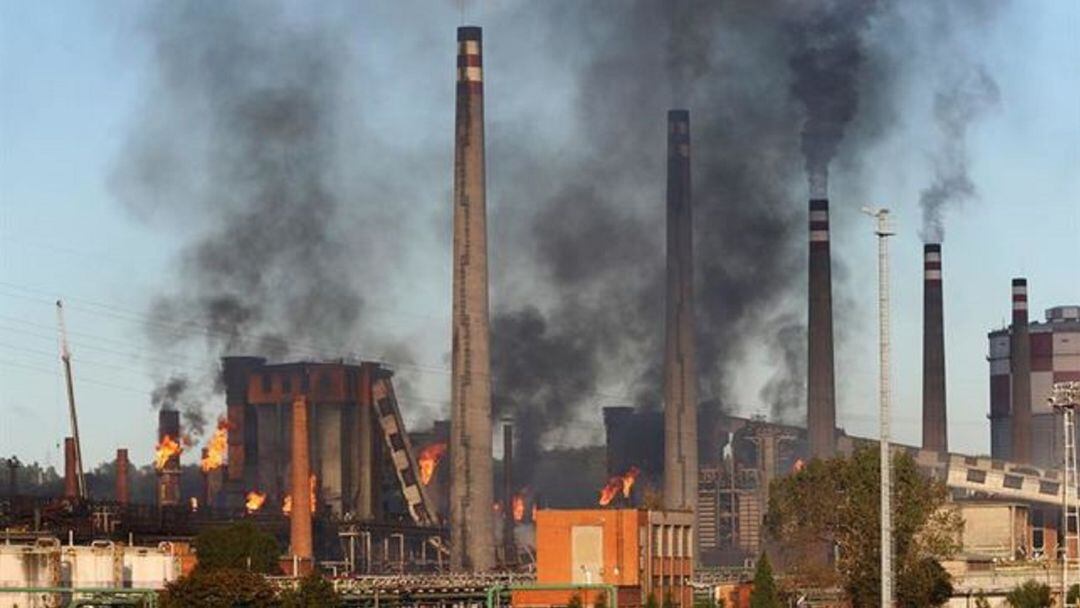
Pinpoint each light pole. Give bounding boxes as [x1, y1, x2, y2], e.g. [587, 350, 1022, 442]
[1052, 381, 1080, 607]
[863, 206, 894, 608]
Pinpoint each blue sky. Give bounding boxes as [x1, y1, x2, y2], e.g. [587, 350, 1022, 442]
[1, 1, 1077, 470]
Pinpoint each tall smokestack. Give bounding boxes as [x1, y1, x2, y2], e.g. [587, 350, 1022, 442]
[1010, 278, 1032, 463]
[116, 448, 130, 505]
[290, 395, 314, 563]
[63, 437, 77, 499]
[158, 409, 181, 507]
[922, 244, 948, 452]
[663, 109, 698, 520]
[503, 422, 514, 563]
[807, 199, 836, 458]
[449, 25, 495, 572]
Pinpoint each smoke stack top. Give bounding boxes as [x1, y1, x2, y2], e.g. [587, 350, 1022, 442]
[1012, 278, 1028, 323]
[457, 26, 482, 93]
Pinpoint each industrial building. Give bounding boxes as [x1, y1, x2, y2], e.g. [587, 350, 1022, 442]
[989, 304, 1080, 467]
[513, 509, 694, 608]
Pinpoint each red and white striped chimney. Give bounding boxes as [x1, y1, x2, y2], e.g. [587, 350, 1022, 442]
[922, 244, 947, 452]
[807, 198, 836, 459]
[449, 25, 495, 573]
[1010, 278, 1032, 463]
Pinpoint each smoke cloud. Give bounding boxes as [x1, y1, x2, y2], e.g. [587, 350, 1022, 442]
[149, 374, 206, 437]
[788, 1, 884, 198]
[919, 65, 999, 242]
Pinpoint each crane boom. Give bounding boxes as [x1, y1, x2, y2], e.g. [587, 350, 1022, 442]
[56, 300, 86, 500]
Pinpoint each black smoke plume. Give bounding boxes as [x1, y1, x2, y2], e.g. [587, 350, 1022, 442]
[788, 0, 884, 198]
[919, 65, 999, 242]
[113, 3, 372, 414]
[149, 374, 207, 437]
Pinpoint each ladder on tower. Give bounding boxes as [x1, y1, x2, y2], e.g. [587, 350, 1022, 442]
[1052, 382, 1080, 607]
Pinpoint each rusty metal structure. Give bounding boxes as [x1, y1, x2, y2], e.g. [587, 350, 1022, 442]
[449, 24, 496, 572]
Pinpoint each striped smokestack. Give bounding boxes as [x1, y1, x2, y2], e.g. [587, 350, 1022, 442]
[663, 109, 698, 521]
[449, 25, 495, 572]
[922, 244, 947, 452]
[1010, 278, 1032, 463]
[116, 448, 130, 505]
[807, 198, 836, 458]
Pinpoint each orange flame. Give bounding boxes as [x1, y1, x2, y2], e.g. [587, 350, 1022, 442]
[153, 435, 182, 470]
[200, 419, 229, 473]
[513, 493, 526, 522]
[598, 466, 640, 506]
[282, 475, 317, 516]
[792, 458, 806, 473]
[417, 442, 448, 486]
[245, 491, 266, 513]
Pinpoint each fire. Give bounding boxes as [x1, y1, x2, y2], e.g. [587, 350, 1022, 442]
[189, 497, 199, 511]
[200, 419, 229, 473]
[417, 442, 447, 486]
[153, 435, 182, 470]
[512, 493, 526, 523]
[282, 475, 317, 516]
[598, 466, 641, 506]
[793, 459, 806, 473]
[245, 491, 266, 513]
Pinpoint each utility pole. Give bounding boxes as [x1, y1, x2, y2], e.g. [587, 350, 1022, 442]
[862, 207, 894, 608]
[56, 300, 86, 500]
[1052, 381, 1080, 607]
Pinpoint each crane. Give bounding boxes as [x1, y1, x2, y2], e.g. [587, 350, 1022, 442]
[56, 299, 86, 500]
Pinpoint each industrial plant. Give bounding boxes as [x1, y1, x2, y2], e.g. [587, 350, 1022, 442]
[1, 6, 1078, 608]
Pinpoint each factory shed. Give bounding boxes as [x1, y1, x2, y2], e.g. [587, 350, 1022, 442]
[513, 509, 693, 608]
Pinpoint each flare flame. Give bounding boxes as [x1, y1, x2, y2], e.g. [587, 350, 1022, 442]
[245, 491, 266, 513]
[598, 466, 640, 506]
[153, 435, 182, 470]
[417, 442, 447, 486]
[200, 419, 229, 472]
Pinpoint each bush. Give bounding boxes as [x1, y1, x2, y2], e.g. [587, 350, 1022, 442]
[159, 568, 276, 608]
[279, 574, 341, 608]
[1005, 579, 1052, 608]
[193, 521, 280, 574]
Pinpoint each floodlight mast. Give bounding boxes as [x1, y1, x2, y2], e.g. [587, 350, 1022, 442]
[862, 206, 894, 608]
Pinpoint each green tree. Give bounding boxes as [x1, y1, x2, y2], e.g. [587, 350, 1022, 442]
[974, 594, 991, 608]
[159, 568, 276, 608]
[1068, 583, 1080, 605]
[765, 447, 961, 607]
[593, 591, 608, 608]
[645, 592, 659, 608]
[662, 591, 676, 608]
[567, 593, 584, 608]
[193, 521, 281, 574]
[279, 574, 341, 608]
[1005, 579, 1051, 608]
[896, 556, 952, 608]
[750, 554, 782, 608]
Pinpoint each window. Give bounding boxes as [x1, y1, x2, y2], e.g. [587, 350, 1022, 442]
[966, 469, 986, 483]
[1003, 475, 1023, 490]
[300, 373, 310, 393]
[282, 376, 293, 393]
[261, 374, 272, 393]
[1040, 481, 1060, 495]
